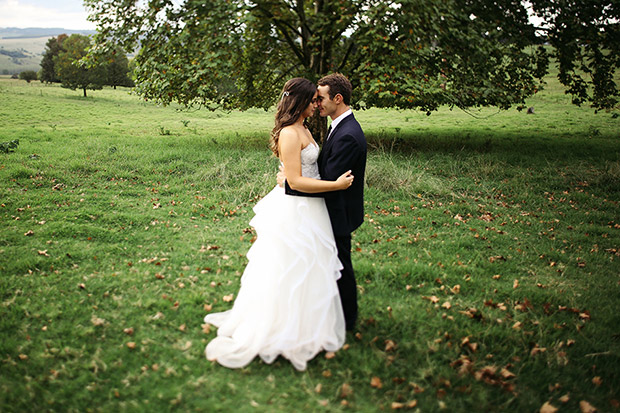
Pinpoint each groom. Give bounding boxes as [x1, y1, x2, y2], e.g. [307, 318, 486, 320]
[282, 73, 367, 331]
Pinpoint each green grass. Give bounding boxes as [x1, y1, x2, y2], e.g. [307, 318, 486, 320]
[1, 76, 619, 412]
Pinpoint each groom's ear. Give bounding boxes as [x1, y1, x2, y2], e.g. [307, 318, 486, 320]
[334, 93, 343, 104]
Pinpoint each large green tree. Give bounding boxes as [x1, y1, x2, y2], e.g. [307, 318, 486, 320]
[39, 34, 67, 83]
[55, 34, 107, 97]
[85, 0, 617, 135]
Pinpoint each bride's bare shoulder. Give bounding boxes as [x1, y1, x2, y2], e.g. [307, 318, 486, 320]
[279, 126, 302, 145]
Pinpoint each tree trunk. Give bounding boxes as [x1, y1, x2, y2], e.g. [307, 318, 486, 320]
[306, 110, 328, 143]
[83, 87, 87, 97]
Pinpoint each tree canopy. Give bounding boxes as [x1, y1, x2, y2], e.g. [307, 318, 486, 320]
[41, 34, 134, 96]
[530, 0, 620, 110]
[55, 34, 107, 97]
[39, 34, 67, 84]
[18, 70, 38, 83]
[85, 0, 618, 118]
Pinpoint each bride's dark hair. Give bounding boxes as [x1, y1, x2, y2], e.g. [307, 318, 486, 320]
[270, 78, 316, 157]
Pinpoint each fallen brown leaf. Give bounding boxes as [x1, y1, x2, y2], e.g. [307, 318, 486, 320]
[540, 401, 558, 413]
[370, 376, 383, 389]
[579, 400, 597, 413]
[91, 316, 105, 326]
[423, 295, 440, 304]
[340, 383, 353, 398]
[499, 367, 515, 380]
[385, 339, 397, 352]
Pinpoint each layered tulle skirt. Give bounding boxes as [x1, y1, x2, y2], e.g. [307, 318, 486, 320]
[204, 185, 345, 371]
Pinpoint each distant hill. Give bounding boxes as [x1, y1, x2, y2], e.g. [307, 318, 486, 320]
[0, 27, 97, 75]
[0, 27, 97, 39]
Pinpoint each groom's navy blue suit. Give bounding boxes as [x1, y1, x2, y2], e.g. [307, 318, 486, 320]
[285, 113, 367, 330]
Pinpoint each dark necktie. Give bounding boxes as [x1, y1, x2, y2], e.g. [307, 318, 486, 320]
[326, 125, 332, 141]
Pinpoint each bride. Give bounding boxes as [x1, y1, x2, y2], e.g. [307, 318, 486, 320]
[203, 78, 353, 371]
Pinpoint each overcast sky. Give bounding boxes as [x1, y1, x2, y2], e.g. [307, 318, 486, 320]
[0, 0, 96, 30]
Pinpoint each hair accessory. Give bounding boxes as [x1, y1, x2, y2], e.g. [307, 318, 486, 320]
[283, 91, 290, 97]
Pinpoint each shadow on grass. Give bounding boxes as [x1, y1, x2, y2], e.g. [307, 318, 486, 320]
[366, 130, 620, 163]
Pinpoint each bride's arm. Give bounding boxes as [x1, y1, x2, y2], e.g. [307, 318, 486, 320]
[279, 128, 353, 193]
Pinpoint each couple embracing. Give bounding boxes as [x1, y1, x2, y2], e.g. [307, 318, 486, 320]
[204, 73, 367, 371]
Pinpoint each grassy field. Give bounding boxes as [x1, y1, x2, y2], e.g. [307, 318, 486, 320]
[1, 76, 619, 412]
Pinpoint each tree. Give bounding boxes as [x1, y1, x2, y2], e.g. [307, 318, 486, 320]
[104, 47, 134, 89]
[55, 34, 107, 97]
[19, 70, 38, 83]
[85, 0, 616, 136]
[40, 34, 67, 83]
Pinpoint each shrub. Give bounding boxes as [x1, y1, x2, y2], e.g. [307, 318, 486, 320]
[18, 71, 38, 83]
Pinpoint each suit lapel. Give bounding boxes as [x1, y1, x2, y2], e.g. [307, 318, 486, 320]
[319, 114, 355, 172]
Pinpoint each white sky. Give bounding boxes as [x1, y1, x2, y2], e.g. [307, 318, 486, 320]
[0, 0, 96, 30]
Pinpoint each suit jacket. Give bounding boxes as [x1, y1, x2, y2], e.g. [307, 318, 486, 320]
[285, 113, 367, 237]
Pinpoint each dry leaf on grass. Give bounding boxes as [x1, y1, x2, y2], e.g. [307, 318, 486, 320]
[423, 295, 440, 304]
[531, 344, 547, 356]
[91, 316, 105, 326]
[370, 376, 383, 389]
[385, 339, 397, 352]
[540, 401, 558, 413]
[579, 400, 597, 413]
[340, 383, 353, 398]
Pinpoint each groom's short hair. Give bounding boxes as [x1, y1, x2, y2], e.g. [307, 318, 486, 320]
[318, 73, 352, 106]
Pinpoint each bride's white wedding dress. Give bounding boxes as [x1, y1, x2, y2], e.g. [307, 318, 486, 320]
[204, 143, 345, 371]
